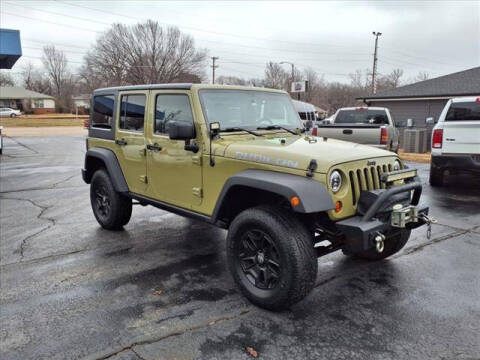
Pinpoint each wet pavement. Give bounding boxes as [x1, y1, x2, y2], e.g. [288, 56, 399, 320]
[1, 135, 479, 360]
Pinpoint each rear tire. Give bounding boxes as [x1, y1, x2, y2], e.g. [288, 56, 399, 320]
[227, 205, 317, 311]
[347, 229, 411, 261]
[429, 163, 444, 187]
[90, 169, 132, 230]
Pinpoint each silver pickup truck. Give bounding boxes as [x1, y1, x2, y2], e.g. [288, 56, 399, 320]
[312, 106, 400, 152]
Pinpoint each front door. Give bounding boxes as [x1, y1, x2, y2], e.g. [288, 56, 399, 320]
[146, 91, 202, 208]
[115, 91, 148, 195]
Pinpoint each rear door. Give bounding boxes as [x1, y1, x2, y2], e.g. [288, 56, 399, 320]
[115, 91, 148, 194]
[442, 99, 480, 154]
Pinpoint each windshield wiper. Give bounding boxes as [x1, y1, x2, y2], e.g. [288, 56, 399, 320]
[256, 125, 298, 135]
[222, 127, 263, 136]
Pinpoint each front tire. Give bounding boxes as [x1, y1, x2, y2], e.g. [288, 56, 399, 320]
[10, 113, 16, 118]
[348, 229, 411, 261]
[90, 169, 132, 230]
[429, 163, 444, 187]
[227, 205, 317, 311]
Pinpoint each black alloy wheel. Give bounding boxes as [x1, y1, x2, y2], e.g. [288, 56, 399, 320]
[94, 185, 111, 219]
[237, 229, 281, 290]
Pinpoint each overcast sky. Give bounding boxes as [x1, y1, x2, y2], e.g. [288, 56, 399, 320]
[2, 0, 479, 84]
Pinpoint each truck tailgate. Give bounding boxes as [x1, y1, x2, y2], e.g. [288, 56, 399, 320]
[315, 125, 381, 144]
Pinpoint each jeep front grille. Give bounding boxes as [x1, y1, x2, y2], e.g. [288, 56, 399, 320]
[349, 164, 393, 205]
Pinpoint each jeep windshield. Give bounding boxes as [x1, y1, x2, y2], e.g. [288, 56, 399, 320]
[199, 90, 302, 132]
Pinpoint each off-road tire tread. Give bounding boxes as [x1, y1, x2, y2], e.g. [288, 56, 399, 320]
[227, 205, 317, 310]
[90, 169, 132, 230]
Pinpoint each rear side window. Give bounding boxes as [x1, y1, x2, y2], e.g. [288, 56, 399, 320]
[155, 94, 193, 134]
[445, 102, 480, 121]
[335, 109, 389, 125]
[92, 95, 115, 128]
[119, 94, 146, 132]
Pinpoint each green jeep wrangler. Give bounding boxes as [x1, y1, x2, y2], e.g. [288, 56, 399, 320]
[82, 84, 430, 310]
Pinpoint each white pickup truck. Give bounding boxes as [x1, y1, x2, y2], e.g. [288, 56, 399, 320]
[429, 96, 480, 186]
[311, 106, 399, 152]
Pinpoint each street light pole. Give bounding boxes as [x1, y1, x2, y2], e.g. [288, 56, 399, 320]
[280, 61, 298, 99]
[371, 31, 382, 94]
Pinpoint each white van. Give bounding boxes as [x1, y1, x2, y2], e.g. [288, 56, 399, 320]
[429, 96, 480, 186]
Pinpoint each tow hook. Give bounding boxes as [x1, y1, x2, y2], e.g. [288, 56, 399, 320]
[374, 232, 386, 253]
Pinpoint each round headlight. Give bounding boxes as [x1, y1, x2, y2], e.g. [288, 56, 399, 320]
[393, 160, 401, 171]
[329, 170, 342, 193]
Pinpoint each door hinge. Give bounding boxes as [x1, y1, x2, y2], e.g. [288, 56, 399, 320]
[192, 155, 202, 165]
[139, 148, 147, 156]
[139, 175, 148, 183]
[192, 187, 203, 198]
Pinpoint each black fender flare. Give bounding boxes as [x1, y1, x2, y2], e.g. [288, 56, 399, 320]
[82, 147, 129, 192]
[212, 169, 335, 221]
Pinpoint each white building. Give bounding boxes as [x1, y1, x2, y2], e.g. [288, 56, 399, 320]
[0, 86, 55, 114]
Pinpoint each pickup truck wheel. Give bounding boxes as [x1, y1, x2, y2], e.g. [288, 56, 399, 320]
[347, 229, 411, 261]
[90, 169, 132, 230]
[429, 164, 444, 187]
[227, 205, 317, 311]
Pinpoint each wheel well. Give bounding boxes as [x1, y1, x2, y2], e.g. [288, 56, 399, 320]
[215, 185, 290, 226]
[84, 156, 106, 183]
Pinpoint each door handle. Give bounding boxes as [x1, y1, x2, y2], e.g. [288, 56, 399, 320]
[146, 144, 162, 151]
[343, 129, 353, 134]
[115, 139, 127, 146]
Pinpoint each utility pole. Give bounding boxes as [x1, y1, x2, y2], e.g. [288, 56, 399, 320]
[211, 56, 219, 84]
[371, 31, 382, 94]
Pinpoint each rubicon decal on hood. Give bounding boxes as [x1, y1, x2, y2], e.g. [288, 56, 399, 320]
[235, 151, 299, 168]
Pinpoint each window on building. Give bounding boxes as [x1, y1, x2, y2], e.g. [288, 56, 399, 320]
[33, 99, 44, 108]
[155, 94, 193, 135]
[92, 95, 115, 129]
[119, 94, 146, 132]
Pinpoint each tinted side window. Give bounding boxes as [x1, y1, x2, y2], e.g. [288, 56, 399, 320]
[92, 95, 115, 128]
[446, 102, 480, 121]
[119, 94, 146, 132]
[155, 94, 193, 134]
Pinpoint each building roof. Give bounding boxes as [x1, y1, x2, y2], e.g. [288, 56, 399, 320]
[358, 66, 480, 101]
[0, 86, 54, 100]
[0, 29, 22, 69]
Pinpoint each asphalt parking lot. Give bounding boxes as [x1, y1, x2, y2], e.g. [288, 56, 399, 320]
[1, 135, 479, 360]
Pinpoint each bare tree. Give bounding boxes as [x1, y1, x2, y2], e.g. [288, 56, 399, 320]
[264, 62, 288, 90]
[82, 21, 207, 87]
[0, 72, 15, 86]
[216, 76, 247, 85]
[42, 46, 76, 112]
[413, 71, 430, 82]
[21, 62, 51, 94]
[381, 68, 404, 88]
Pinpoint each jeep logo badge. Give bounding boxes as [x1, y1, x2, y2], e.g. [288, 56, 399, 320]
[367, 160, 376, 166]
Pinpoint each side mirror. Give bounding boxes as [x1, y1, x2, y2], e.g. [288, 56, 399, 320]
[426, 117, 435, 125]
[168, 121, 195, 140]
[305, 120, 313, 130]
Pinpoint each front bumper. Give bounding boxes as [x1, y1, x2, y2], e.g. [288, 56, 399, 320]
[432, 154, 480, 171]
[335, 176, 429, 252]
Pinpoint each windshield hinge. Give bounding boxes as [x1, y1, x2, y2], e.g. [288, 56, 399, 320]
[306, 159, 317, 177]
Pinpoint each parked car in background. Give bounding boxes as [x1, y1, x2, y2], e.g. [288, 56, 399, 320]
[429, 96, 480, 186]
[311, 106, 399, 152]
[0, 108, 21, 117]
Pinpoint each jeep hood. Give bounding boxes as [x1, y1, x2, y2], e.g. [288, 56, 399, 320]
[219, 135, 397, 173]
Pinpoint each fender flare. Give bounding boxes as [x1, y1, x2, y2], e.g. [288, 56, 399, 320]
[83, 147, 129, 192]
[212, 169, 335, 221]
